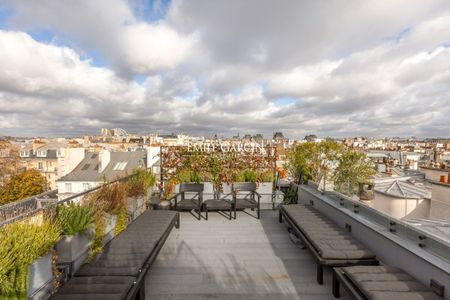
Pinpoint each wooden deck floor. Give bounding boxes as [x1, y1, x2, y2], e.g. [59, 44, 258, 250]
[145, 210, 350, 300]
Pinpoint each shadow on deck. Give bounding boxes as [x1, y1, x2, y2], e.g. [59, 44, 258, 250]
[145, 210, 350, 300]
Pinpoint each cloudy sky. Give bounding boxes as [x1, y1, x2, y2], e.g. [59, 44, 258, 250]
[0, 0, 449, 138]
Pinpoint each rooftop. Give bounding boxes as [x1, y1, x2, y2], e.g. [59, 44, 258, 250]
[146, 210, 350, 300]
[374, 178, 431, 199]
[58, 151, 146, 182]
[406, 218, 450, 242]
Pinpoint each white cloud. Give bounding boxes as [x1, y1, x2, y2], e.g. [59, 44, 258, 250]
[4, 0, 195, 76]
[117, 23, 193, 74]
[1, 1, 450, 137]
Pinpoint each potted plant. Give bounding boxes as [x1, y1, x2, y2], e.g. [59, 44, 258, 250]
[55, 202, 94, 274]
[126, 169, 156, 220]
[83, 181, 127, 258]
[0, 220, 61, 299]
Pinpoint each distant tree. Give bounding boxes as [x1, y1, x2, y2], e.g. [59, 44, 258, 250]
[0, 141, 21, 181]
[333, 150, 375, 196]
[0, 169, 47, 205]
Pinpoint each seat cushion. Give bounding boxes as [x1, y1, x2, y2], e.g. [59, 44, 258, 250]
[175, 199, 201, 210]
[75, 210, 177, 277]
[204, 199, 232, 210]
[281, 205, 375, 260]
[49, 276, 135, 300]
[342, 266, 442, 300]
[235, 199, 257, 209]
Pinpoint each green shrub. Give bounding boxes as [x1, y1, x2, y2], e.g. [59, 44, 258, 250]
[57, 202, 94, 236]
[177, 168, 200, 183]
[257, 170, 274, 182]
[243, 169, 257, 182]
[0, 220, 61, 298]
[233, 171, 246, 182]
[283, 185, 298, 204]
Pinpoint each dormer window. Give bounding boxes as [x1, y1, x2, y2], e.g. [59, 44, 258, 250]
[36, 150, 47, 157]
[19, 150, 30, 157]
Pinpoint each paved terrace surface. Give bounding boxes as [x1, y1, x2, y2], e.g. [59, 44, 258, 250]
[145, 210, 351, 300]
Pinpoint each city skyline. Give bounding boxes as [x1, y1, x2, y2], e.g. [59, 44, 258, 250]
[0, 1, 450, 137]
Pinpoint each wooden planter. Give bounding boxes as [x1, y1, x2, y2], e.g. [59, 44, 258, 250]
[28, 252, 53, 299]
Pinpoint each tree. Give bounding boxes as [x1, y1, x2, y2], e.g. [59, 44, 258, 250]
[314, 139, 344, 186]
[287, 140, 344, 184]
[286, 142, 316, 183]
[0, 140, 21, 182]
[333, 150, 375, 196]
[0, 169, 47, 205]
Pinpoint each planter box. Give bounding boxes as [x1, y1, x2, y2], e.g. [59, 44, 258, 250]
[28, 252, 53, 299]
[220, 183, 233, 200]
[103, 213, 117, 244]
[127, 196, 146, 220]
[256, 182, 274, 204]
[55, 230, 92, 275]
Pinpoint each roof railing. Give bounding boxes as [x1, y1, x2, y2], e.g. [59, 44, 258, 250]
[0, 172, 140, 228]
[305, 180, 450, 263]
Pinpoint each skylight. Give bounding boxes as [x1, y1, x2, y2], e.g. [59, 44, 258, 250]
[113, 161, 128, 171]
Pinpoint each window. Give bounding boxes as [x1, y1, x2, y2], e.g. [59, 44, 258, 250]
[83, 183, 90, 191]
[19, 150, 30, 157]
[65, 183, 72, 193]
[113, 161, 128, 171]
[36, 150, 47, 157]
[38, 162, 43, 170]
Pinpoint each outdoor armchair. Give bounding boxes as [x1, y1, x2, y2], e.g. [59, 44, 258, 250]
[232, 182, 261, 219]
[168, 183, 204, 220]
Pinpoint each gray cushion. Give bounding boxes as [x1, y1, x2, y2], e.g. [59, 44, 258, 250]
[282, 205, 375, 260]
[174, 199, 201, 209]
[75, 210, 177, 277]
[50, 276, 134, 300]
[204, 199, 232, 210]
[235, 199, 257, 209]
[342, 266, 442, 300]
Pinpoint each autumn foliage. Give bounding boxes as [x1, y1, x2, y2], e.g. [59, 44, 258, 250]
[0, 169, 47, 205]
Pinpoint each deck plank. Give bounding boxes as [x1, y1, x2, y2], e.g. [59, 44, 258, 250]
[145, 210, 350, 300]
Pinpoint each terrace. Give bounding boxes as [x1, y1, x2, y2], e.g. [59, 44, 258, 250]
[145, 209, 346, 300]
[1, 145, 450, 300]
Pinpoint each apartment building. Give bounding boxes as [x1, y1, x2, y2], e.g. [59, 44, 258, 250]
[57, 149, 147, 198]
[19, 143, 84, 190]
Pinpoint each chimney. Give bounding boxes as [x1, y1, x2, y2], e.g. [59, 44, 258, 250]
[99, 150, 111, 173]
[440, 175, 446, 183]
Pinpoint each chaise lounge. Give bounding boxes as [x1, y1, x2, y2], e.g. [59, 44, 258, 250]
[50, 210, 180, 300]
[332, 265, 444, 300]
[279, 204, 378, 284]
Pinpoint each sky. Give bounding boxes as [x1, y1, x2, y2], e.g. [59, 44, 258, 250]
[0, 0, 450, 138]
